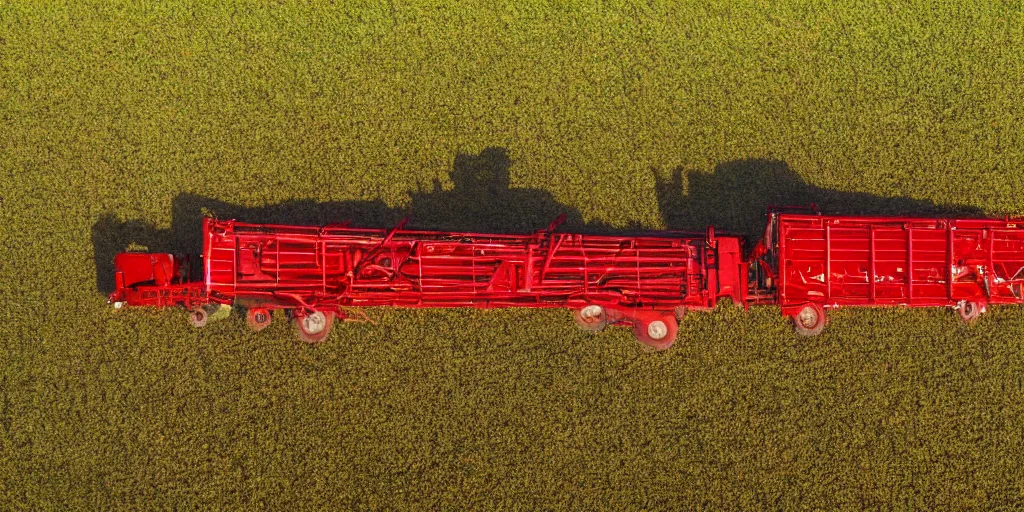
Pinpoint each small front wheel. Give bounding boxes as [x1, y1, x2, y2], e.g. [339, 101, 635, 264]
[293, 310, 335, 344]
[792, 304, 826, 336]
[957, 300, 985, 323]
[247, 308, 272, 331]
[632, 314, 678, 351]
[573, 305, 607, 332]
[188, 307, 209, 328]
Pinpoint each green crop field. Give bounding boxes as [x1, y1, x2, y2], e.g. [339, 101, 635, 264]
[3, 0, 1024, 508]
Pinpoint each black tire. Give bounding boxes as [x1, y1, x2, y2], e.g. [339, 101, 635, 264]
[792, 304, 825, 336]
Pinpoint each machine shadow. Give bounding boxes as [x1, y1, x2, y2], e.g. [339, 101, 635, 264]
[654, 159, 983, 240]
[91, 147, 602, 295]
[92, 154, 984, 295]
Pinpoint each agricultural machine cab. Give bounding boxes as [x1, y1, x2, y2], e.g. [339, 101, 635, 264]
[109, 252, 203, 309]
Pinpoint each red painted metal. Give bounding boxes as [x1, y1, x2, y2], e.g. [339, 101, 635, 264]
[110, 208, 1024, 343]
[110, 217, 748, 348]
[755, 212, 1024, 319]
[109, 253, 204, 309]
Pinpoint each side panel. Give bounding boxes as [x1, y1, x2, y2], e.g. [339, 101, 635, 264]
[202, 219, 739, 311]
[714, 236, 746, 306]
[109, 253, 204, 307]
[776, 214, 1024, 310]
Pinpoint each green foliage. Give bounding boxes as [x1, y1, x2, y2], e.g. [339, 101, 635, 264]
[2, 0, 1024, 508]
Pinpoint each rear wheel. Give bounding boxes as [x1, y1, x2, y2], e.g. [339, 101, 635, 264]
[293, 310, 335, 344]
[632, 314, 678, 351]
[573, 305, 607, 332]
[246, 308, 272, 331]
[188, 307, 209, 328]
[792, 304, 826, 336]
[957, 300, 984, 323]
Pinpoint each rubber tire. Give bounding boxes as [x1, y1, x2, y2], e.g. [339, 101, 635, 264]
[293, 310, 335, 344]
[246, 308, 272, 331]
[632, 315, 678, 351]
[958, 301, 983, 323]
[573, 305, 607, 332]
[792, 304, 826, 336]
[189, 307, 209, 328]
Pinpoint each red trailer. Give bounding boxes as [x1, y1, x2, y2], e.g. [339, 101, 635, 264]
[752, 211, 1024, 335]
[109, 217, 748, 349]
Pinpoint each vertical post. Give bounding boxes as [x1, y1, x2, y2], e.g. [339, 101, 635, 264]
[320, 238, 326, 296]
[869, 227, 876, 302]
[778, 216, 786, 305]
[416, 242, 423, 292]
[687, 242, 696, 298]
[524, 244, 534, 292]
[471, 243, 478, 295]
[232, 235, 239, 292]
[203, 220, 213, 291]
[907, 226, 913, 303]
[582, 237, 589, 295]
[705, 226, 717, 307]
[825, 223, 831, 304]
[635, 239, 641, 300]
[947, 222, 954, 301]
[987, 227, 995, 299]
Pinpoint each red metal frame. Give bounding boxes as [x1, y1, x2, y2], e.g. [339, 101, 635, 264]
[755, 212, 1024, 317]
[110, 217, 748, 349]
[110, 208, 1024, 344]
[109, 253, 205, 309]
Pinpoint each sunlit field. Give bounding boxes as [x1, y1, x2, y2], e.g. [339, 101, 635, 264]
[2, 1, 1023, 508]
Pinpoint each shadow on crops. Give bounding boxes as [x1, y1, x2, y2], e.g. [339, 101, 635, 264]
[92, 153, 983, 295]
[91, 147, 601, 294]
[407, 147, 599, 233]
[653, 159, 983, 240]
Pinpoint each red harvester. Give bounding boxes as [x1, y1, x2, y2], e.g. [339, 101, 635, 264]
[110, 216, 748, 349]
[110, 209, 1024, 347]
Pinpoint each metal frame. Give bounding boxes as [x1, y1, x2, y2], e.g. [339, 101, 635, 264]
[108, 208, 1024, 343]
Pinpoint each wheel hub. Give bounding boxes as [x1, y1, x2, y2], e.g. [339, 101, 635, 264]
[580, 305, 604, 323]
[302, 312, 327, 334]
[798, 307, 818, 327]
[647, 320, 668, 340]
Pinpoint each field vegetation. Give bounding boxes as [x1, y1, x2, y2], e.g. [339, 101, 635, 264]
[2, 0, 1024, 508]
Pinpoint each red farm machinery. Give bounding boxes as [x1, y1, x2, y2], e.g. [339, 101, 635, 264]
[108, 210, 1024, 348]
[109, 216, 748, 349]
[753, 211, 1024, 336]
